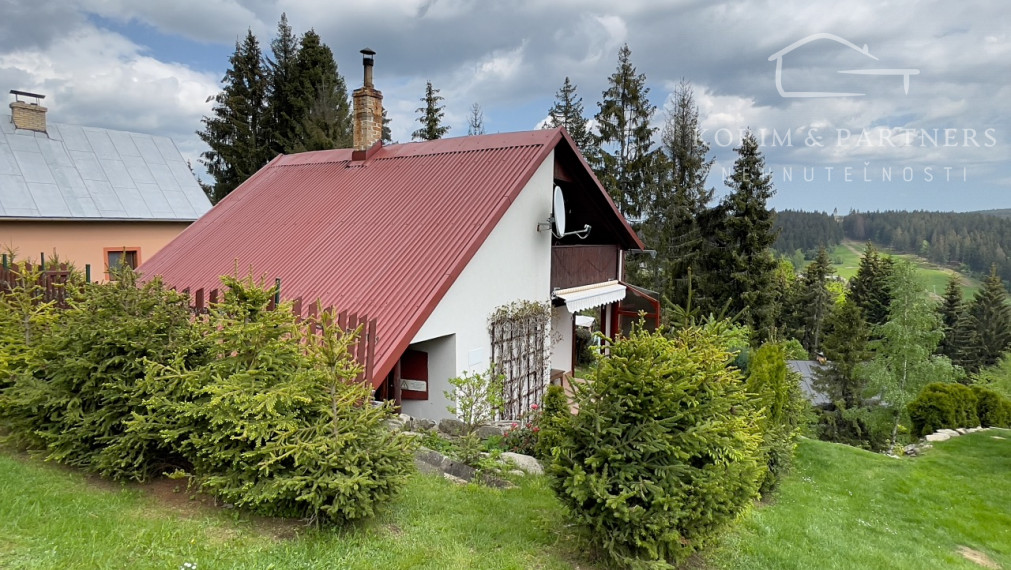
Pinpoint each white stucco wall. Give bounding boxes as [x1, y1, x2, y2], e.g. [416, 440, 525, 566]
[400, 334, 456, 420]
[408, 152, 555, 420]
[550, 306, 573, 373]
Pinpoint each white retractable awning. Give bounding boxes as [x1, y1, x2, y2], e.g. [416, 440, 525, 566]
[553, 280, 627, 313]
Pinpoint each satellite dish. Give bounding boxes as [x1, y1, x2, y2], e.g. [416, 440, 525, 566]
[552, 185, 566, 238]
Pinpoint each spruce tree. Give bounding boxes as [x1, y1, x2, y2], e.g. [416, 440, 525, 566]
[382, 108, 392, 143]
[594, 44, 657, 220]
[467, 102, 485, 136]
[816, 298, 871, 410]
[848, 242, 893, 326]
[197, 29, 268, 203]
[283, 29, 351, 152]
[798, 247, 835, 354]
[936, 274, 964, 361]
[412, 81, 449, 141]
[545, 77, 595, 157]
[714, 130, 779, 338]
[959, 266, 1011, 373]
[264, 13, 301, 159]
[639, 79, 715, 314]
[813, 297, 871, 444]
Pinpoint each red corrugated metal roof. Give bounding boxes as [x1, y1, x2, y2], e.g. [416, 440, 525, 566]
[140, 128, 641, 387]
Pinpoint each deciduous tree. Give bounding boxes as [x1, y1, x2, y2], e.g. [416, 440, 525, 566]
[864, 260, 956, 443]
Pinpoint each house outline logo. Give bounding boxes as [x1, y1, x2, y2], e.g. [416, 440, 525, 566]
[768, 33, 920, 98]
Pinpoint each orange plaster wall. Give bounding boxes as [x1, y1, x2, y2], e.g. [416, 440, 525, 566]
[0, 220, 191, 281]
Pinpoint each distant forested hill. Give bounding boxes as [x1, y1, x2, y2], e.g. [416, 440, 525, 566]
[843, 211, 1011, 282]
[773, 210, 844, 253]
[774, 209, 1011, 283]
[974, 209, 1011, 220]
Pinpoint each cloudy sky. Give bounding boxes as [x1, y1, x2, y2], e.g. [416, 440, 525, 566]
[1, 0, 1007, 212]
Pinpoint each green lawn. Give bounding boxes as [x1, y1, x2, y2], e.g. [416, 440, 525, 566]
[4, 432, 1010, 569]
[707, 431, 1011, 569]
[0, 453, 587, 570]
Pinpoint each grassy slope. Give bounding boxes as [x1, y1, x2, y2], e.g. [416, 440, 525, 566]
[0, 456, 584, 570]
[829, 240, 979, 297]
[4, 434, 1009, 569]
[708, 432, 1011, 569]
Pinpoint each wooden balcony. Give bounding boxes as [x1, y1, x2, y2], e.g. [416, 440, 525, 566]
[551, 244, 619, 290]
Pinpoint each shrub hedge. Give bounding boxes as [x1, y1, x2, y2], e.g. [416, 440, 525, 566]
[746, 343, 808, 495]
[0, 271, 415, 524]
[907, 383, 979, 437]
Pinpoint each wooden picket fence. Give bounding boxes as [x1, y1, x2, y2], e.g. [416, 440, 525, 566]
[0, 262, 74, 306]
[179, 285, 377, 386]
[0, 260, 377, 386]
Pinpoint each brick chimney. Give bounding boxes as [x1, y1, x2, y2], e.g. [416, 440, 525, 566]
[352, 48, 383, 151]
[9, 90, 47, 133]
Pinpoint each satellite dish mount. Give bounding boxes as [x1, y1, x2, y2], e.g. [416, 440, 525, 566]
[539, 185, 590, 239]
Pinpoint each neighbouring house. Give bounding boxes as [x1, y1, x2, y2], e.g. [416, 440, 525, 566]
[140, 51, 656, 420]
[0, 90, 211, 278]
[786, 360, 831, 405]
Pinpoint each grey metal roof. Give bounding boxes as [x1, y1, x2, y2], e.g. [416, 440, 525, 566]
[787, 360, 831, 405]
[0, 114, 211, 221]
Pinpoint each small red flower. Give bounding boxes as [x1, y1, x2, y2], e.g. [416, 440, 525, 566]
[511, 422, 519, 429]
[531, 403, 539, 410]
[532, 426, 540, 433]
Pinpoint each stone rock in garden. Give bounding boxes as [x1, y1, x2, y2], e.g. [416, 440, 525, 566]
[938, 428, 960, 437]
[412, 418, 436, 431]
[508, 469, 526, 477]
[904, 444, 920, 457]
[438, 418, 467, 436]
[386, 415, 407, 432]
[475, 424, 505, 439]
[500, 452, 543, 475]
[443, 473, 467, 485]
[925, 432, 951, 442]
[401, 431, 424, 439]
[956, 428, 968, 435]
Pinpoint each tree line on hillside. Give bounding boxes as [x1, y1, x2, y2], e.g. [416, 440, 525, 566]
[774, 209, 1011, 287]
[793, 240, 1011, 448]
[199, 15, 454, 204]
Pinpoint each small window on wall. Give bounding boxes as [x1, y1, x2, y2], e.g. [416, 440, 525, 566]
[105, 247, 140, 278]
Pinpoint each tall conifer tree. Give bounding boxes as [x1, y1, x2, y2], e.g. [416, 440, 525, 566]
[413, 81, 449, 141]
[264, 13, 301, 159]
[798, 247, 835, 354]
[958, 266, 1011, 373]
[594, 44, 657, 220]
[849, 242, 893, 326]
[545, 77, 595, 158]
[709, 131, 779, 338]
[284, 29, 352, 152]
[198, 29, 268, 204]
[639, 80, 715, 313]
[936, 274, 964, 361]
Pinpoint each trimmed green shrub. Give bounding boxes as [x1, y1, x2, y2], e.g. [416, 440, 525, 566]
[970, 385, 1011, 428]
[534, 384, 569, 460]
[0, 262, 67, 390]
[746, 343, 807, 495]
[907, 383, 979, 437]
[1, 269, 199, 479]
[549, 324, 764, 568]
[142, 276, 415, 523]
